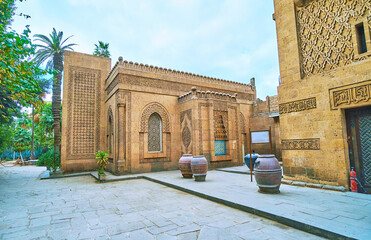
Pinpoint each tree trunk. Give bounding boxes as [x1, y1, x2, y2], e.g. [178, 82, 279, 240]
[31, 105, 35, 160]
[52, 54, 63, 167]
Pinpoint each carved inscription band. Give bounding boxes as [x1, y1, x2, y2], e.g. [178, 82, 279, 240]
[279, 97, 316, 114]
[330, 82, 371, 110]
[281, 138, 320, 150]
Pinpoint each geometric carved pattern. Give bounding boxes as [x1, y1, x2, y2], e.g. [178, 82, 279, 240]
[215, 140, 226, 156]
[330, 81, 371, 110]
[140, 102, 170, 132]
[67, 66, 101, 158]
[358, 112, 371, 187]
[214, 111, 228, 140]
[297, 0, 370, 77]
[180, 109, 192, 154]
[240, 112, 246, 133]
[215, 115, 228, 140]
[281, 138, 320, 150]
[279, 97, 316, 114]
[148, 113, 162, 152]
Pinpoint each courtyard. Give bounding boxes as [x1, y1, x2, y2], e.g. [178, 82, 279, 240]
[0, 165, 324, 240]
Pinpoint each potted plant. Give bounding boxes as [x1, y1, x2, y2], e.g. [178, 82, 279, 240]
[95, 150, 108, 181]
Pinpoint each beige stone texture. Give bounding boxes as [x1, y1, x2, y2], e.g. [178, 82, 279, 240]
[274, 0, 371, 188]
[62, 53, 255, 174]
[61, 51, 111, 172]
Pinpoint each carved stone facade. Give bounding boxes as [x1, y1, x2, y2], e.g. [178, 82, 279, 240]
[61, 51, 255, 174]
[297, 0, 371, 77]
[274, 0, 371, 189]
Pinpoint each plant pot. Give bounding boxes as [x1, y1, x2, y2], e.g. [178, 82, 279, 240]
[244, 153, 259, 171]
[191, 155, 208, 182]
[98, 173, 106, 182]
[254, 154, 282, 194]
[179, 154, 193, 178]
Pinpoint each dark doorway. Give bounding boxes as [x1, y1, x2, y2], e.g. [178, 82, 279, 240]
[346, 106, 371, 193]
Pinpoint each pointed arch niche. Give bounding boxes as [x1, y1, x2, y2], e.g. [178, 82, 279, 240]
[139, 102, 171, 163]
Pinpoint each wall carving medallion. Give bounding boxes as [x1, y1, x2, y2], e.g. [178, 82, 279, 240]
[281, 138, 320, 150]
[330, 81, 371, 110]
[180, 109, 192, 154]
[66, 66, 101, 159]
[140, 102, 170, 132]
[297, 0, 370, 77]
[279, 97, 316, 114]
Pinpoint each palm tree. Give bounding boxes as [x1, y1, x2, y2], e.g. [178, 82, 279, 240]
[33, 28, 76, 167]
[93, 41, 110, 57]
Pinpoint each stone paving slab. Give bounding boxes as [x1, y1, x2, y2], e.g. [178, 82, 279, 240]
[40, 167, 371, 239]
[141, 170, 371, 240]
[0, 166, 323, 240]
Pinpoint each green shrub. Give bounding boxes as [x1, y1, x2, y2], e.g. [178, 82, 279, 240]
[5, 157, 12, 161]
[37, 150, 61, 169]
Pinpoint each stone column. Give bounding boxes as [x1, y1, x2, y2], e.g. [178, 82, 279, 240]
[117, 103, 126, 173]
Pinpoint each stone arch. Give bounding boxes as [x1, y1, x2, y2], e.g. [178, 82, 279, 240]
[140, 102, 170, 132]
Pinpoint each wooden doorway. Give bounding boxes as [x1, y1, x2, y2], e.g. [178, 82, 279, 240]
[346, 106, 371, 193]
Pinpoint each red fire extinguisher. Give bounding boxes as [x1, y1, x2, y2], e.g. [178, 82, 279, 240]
[350, 168, 358, 192]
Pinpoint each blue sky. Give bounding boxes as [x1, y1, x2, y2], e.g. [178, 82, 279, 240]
[12, 0, 279, 99]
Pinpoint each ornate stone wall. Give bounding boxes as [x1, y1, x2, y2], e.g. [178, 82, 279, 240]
[274, 0, 371, 188]
[297, 0, 370, 77]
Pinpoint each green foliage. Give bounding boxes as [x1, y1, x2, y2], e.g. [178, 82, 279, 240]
[0, 122, 14, 153]
[37, 149, 60, 169]
[34, 102, 54, 149]
[93, 41, 110, 58]
[0, 0, 49, 124]
[5, 157, 12, 161]
[95, 150, 109, 174]
[13, 127, 31, 152]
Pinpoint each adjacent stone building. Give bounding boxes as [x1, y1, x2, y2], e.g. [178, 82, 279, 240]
[273, 0, 371, 191]
[61, 51, 258, 174]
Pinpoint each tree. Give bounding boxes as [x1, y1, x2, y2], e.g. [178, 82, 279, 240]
[33, 28, 76, 166]
[0, 0, 48, 124]
[30, 77, 52, 159]
[93, 41, 110, 58]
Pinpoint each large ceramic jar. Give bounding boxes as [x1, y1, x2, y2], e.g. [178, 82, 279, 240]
[191, 155, 208, 182]
[244, 153, 259, 171]
[254, 154, 282, 193]
[179, 154, 193, 178]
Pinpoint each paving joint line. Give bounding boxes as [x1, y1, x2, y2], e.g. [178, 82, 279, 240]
[40, 170, 355, 240]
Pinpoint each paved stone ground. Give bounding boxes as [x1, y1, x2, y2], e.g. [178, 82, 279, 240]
[0, 166, 322, 240]
[143, 170, 371, 240]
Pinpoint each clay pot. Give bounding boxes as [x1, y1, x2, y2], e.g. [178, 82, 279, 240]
[191, 155, 208, 182]
[244, 153, 259, 171]
[179, 154, 193, 178]
[254, 154, 282, 193]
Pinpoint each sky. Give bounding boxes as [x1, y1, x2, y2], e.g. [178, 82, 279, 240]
[12, 0, 279, 99]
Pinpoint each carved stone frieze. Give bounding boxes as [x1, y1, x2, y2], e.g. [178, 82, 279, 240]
[330, 81, 371, 110]
[279, 97, 316, 114]
[180, 109, 192, 154]
[296, 0, 370, 77]
[140, 102, 170, 132]
[281, 138, 320, 150]
[66, 66, 101, 159]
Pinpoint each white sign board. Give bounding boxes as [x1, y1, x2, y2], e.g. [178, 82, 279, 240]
[251, 131, 270, 144]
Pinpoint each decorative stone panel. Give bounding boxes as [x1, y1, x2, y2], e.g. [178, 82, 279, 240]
[180, 110, 192, 154]
[296, 0, 370, 77]
[66, 66, 101, 159]
[279, 97, 316, 114]
[330, 81, 371, 110]
[281, 138, 320, 150]
[140, 102, 170, 133]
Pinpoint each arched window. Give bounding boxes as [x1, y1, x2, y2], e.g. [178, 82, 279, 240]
[148, 113, 162, 152]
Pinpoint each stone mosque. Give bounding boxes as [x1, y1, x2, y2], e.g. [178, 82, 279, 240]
[61, 0, 370, 192]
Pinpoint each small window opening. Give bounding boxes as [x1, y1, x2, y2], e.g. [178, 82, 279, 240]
[356, 23, 367, 54]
